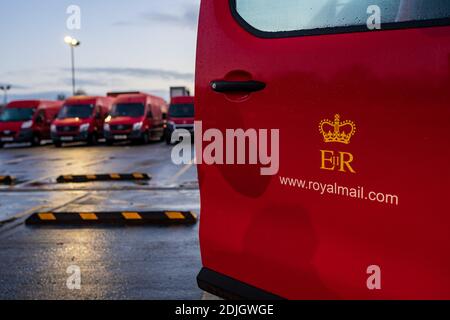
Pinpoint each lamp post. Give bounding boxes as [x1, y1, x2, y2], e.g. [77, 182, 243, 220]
[64, 36, 81, 96]
[0, 85, 11, 105]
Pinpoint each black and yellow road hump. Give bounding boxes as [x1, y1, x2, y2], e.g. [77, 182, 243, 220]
[25, 211, 197, 225]
[0, 176, 15, 185]
[56, 173, 151, 183]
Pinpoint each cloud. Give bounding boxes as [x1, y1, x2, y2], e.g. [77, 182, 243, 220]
[7, 91, 70, 101]
[140, 6, 198, 29]
[7, 88, 171, 102]
[0, 83, 29, 90]
[1, 66, 194, 102]
[113, 4, 199, 29]
[60, 77, 111, 88]
[74, 67, 194, 81]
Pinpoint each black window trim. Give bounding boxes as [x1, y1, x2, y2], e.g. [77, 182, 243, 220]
[229, 0, 450, 39]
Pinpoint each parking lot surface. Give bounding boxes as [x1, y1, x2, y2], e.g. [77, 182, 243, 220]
[0, 141, 201, 299]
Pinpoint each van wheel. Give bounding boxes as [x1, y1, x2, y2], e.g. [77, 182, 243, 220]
[141, 131, 150, 145]
[31, 135, 41, 147]
[105, 139, 114, 146]
[165, 132, 172, 145]
[159, 130, 166, 142]
[87, 133, 98, 146]
[54, 141, 62, 148]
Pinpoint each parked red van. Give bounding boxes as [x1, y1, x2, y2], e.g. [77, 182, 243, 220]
[196, 0, 450, 299]
[164, 96, 195, 144]
[0, 100, 62, 147]
[104, 93, 166, 145]
[51, 96, 113, 147]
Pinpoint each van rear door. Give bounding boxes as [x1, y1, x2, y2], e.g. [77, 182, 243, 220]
[196, 0, 450, 299]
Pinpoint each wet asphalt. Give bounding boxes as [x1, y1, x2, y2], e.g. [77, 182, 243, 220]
[0, 140, 202, 300]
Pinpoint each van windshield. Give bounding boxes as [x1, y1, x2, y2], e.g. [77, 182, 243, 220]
[58, 104, 94, 119]
[169, 104, 194, 118]
[110, 103, 145, 118]
[0, 108, 36, 122]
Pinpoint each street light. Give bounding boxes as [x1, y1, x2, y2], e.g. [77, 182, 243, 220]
[64, 36, 81, 96]
[0, 85, 11, 105]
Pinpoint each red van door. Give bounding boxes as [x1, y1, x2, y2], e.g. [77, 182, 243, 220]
[34, 109, 47, 142]
[196, 0, 450, 299]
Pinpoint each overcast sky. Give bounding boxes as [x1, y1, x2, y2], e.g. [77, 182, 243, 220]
[0, 0, 199, 101]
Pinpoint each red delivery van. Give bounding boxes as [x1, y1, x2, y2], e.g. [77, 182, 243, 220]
[51, 96, 113, 147]
[164, 96, 195, 144]
[104, 93, 166, 145]
[0, 100, 63, 147]
[196, 0, 450, 299]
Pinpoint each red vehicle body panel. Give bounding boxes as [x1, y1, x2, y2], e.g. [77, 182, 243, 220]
[165, 96, 195, 144]
[196, 1, 450, 299]
[0, 100, 63, 144]
[105, 93, 167, 142]
[168, 96, 195, 125]
[171, 96, 195, 105]
[52, 96, 113, 144]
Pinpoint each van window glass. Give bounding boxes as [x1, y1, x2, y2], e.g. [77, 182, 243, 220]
[0, 108, 36, 122]
[58, 104, 94, 119]
[234, 0, 450, 33]
[110, 103, 145, 118]
[169, 104, 195, 118]
[36, 110, 45, 122]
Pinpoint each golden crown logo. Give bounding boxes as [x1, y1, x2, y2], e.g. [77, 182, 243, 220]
[319, 114, 356, 144]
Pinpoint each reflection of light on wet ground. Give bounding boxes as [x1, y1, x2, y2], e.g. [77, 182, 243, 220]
[19, 228, 130, 299]
[0, 142, 201, 299]
[61, 190, 200, 213]
[0, 191, 86, 222]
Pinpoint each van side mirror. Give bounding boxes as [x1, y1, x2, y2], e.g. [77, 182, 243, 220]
[36, 116, 43, 124]
[96, 112, 101, 120]
[147, 112, 153, 119]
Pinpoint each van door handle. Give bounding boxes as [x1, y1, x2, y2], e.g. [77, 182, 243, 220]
[210, 80, 266, 93]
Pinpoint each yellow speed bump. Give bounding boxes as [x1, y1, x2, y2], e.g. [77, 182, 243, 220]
[0, 176, 15, 185]
[26, 211, 197, 225]
[79, 213, 98, 220]
[122, 212, 142, 220]
[38, 213, 57, 221]
[132, 173, 145, 179]
[56, 173, 151, 183]
[165, 211, 186, 220]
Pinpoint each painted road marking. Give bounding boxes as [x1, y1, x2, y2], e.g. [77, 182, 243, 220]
[14, 158, 110, 188]
[168, 157, 196, 184]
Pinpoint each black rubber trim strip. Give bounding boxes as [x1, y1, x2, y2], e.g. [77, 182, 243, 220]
[197, 267, 285, 300]
[229, 0, 450, 39]
[211, 80, 266, 93]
